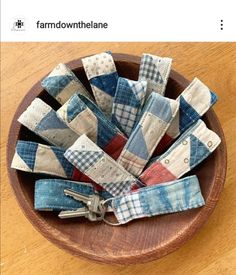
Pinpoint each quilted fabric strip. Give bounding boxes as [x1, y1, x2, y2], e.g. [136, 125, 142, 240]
[17, 98, 79, 149]
[111, 77, 147, 136]
[154, 78, 218, 155]
[140, 120, 221, 185]
[117, 92, 179, 177]
[138, 53, 172, 97]
[56, 94, 127, 159]
[82, 52, 118, 115]
[112, 176, 205, 224]
[41, 63, 92, 104]
[64, 135, 143, 196]
[34, 179, 112, 211]
[11, 140, 75, 178]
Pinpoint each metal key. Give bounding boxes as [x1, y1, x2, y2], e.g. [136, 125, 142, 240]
[58, 207, 100, 221]
[64, 189, 101, 213]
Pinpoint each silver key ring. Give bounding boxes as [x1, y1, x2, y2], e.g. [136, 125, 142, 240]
[100, 198, 121, 226]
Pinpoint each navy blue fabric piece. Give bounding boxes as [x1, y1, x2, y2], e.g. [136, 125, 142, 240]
[210, 90, 218, 105]
[41, 75, 74, 98]
[16, 141, 38, 170]
[90, 72, 118, 97]
[78, 95, 118, 148]
[35, 110, 68, 131]
[179, 95, 201, 132]
[51, 147, 74, 178]
[67, 94, 87, 122]
[189, 134, 209, 169]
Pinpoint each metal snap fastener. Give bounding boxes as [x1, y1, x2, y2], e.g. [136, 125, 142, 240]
[207, 141, 213, 147]
[182, 140, 188, 145]
[184, 158, 189, 163]
[164, 159, 169, 164]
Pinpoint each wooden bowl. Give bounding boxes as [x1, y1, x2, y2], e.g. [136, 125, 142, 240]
[7, 53, 227, 265]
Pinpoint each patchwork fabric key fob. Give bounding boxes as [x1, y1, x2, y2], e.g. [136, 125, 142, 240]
[154, 78, 218, 155]
[11, 141, 75, 178]
[117, 92, 179, 177]
[82, 52, 118, 115]
[140, 120, 221, 185]
[138, 53, 172, 97]
[18, 98, 78, 149]
[111, 77, 147, 136]
[57, 94, 127, 159]
[109, 176, 205, 224]
[64, 135, 143, 196]
[34, 179, 112, 211]
[41, 63, 92, 104]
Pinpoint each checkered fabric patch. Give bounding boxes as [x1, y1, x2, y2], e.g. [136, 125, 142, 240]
[18, 98, 79, 149]
[64, 134, 140, 196]
[41, 63, 92, 105]
[138, 54, 172, 97]
[117, 92, 179, 177]
[112, 77, 147, 136]
[112, 176, 205, 224]
[64, 150, 104, 173]
[11, 141, 75, 178]
[153, 78, 218, 155]
[82, 52, 118, 115]
[140, 120, 221, 186]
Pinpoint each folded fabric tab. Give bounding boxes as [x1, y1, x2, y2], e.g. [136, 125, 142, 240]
[11, 140, 76, 178]
[111, 176, 205, 224]
[154, 78, 218, 154]
[111, 77, 147, 136]
[138, 53, 172, 97]
[64, 135, 143, 196]
[57, 94, 127, 159]
[117, 93, 179, 177]
[140, 120, 221, 185]
[35, 179, 112, 211]
[82, 52, 118, 115]
[41, 63, 92, 104]
[18, 98, 78, 149]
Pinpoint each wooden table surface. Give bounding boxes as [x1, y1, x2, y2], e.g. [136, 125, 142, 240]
[1, 43, 236, 274]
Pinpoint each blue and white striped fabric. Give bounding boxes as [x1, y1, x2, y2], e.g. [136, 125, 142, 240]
[18, 98, 78, 149]
[112, 175, 205, 224]
[82, 52, 118, 116]
[35, 179, 112, 211]
[111, 77, 147, 136]
[64, 134, 143, 196]
[166, 77, 218, 139]
[140, 120, 221, 185]
[117, 92, 179, 177]
[56, 93, 127, 152]
[41, 63, 92, 105]
[138, 54, 172, 97]
[11, 141, 75, 178]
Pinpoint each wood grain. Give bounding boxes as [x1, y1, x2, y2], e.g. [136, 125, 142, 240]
[1, 43, 236, 273]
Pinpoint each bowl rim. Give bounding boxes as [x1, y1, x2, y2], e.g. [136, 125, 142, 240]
[6, 53, 227, 265]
